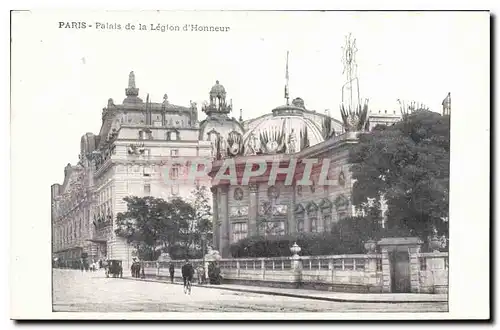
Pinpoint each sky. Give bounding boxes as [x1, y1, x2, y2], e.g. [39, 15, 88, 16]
[11, 10, 489, 187]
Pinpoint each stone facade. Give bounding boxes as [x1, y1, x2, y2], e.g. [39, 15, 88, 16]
[52, 72, 406, 267]
[210, 132, 360, 257]
[51, 72, 212, 270]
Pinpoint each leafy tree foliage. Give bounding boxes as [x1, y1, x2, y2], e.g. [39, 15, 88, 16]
[189, 184, 213, 250]
[349, 110, 450, 242]
[115, 196, 195, 260]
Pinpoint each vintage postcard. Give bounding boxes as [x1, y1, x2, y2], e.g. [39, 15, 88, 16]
[10, 10, 490, 320]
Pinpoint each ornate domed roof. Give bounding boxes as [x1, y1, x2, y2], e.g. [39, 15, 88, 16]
[210, 80, 226, 97]
[243, 104, 324, 155]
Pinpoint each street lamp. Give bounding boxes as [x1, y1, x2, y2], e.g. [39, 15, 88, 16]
[201, 232, 207, 284]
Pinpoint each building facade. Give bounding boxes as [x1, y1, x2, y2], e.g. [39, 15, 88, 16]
[52, 55, 448, 264]
[51, 72, 212, 269]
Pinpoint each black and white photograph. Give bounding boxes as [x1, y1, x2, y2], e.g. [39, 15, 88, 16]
[9, 9, 490, 320]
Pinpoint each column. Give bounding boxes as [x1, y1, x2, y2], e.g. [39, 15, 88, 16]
[288, 185, 296, 235]
[219, 186, 230, 257]
[211, 187, 219, 250]
[248, 183, 258, 236]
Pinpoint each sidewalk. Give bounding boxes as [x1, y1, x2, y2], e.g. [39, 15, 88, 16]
[122, 276, 448, 304]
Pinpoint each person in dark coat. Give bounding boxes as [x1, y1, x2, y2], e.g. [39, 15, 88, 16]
[169, 263, 175, 283]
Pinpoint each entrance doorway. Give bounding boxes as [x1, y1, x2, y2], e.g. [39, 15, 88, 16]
[390, 251, 411, 293]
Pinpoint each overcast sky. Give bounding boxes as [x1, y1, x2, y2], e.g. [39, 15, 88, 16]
[11, 10, 489, 186]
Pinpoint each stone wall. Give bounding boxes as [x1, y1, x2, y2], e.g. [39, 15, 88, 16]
[419, 252, 449, 293]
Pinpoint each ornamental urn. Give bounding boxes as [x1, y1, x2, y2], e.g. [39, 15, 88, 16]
[429, 236, 441, 252]
[364, 240, 377, 254]
[290, 242, 301, 256]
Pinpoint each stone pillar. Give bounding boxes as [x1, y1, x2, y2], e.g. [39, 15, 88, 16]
[409, 245, 422, 293]
[363, 240, 379, 292]
[290, 243, 303, 288]
[219, 186, 230, 257]
[248, 183, 258, 236]
[380, 247, 391, 293]
[364, 257, 378, 289]
[211, 187, 219, 251]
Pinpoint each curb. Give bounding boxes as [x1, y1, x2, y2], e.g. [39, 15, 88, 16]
[121, 277, 448, 304]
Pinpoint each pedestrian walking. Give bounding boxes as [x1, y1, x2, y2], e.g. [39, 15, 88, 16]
[169, 263, 175, 283]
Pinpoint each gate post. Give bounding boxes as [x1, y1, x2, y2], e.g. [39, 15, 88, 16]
[377, 237, 423, 293]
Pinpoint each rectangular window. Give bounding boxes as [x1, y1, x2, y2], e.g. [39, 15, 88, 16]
[138, 131, 144, 140]
[170, 149, 179, 157]
[143, 167, 151, 177]
[232, 222, 248, 243]
[144, 184, 151, 195]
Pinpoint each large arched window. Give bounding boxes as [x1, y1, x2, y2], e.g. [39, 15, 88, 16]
[294, 204, 305, 232]
[335, 194, 350, 221]
[306, 202, 319, 232]
[319, 198, 333, 232]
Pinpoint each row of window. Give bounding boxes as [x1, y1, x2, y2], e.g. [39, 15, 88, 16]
[230, 213, 349, 243]
[138, 130, 181, 141]
[54, 218, 86, 248]
[121, 114, 190, 128]
[143, 184, 179, 196]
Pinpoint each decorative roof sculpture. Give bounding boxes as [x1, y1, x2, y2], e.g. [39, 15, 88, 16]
[339, 33, 369, 132]
[202, 80, 232, 116]
[124, 71, 142, 104]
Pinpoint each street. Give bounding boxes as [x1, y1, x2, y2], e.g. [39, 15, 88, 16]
[52, 269, 448, 313]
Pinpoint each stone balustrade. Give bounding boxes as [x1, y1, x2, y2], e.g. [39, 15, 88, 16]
[217, 254, 383, 292]
[136, 239, 449, 294]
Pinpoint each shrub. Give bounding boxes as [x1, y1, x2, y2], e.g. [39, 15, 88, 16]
[230, 216, 384, 258]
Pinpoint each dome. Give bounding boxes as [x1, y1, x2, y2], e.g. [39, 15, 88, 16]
[243, 104, 325, 155]
[210, 80, 226, 97]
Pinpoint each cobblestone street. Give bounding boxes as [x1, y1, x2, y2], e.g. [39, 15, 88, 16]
[52, 269, 448, 313]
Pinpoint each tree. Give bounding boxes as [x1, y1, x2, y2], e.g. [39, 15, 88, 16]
[115, 196, 195, 260]
[188, 184, 213, 255]
[349, 110, 450, 242]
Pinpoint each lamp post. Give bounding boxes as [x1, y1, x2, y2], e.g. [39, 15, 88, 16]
[290, 242, 302, 288]
[201, 232, 207, 284]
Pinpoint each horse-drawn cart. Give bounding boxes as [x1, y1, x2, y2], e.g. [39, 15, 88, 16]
[105, 259, 123, 278]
